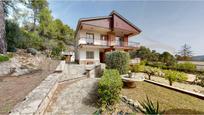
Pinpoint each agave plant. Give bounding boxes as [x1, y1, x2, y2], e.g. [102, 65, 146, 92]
[140, 96, 164, 115]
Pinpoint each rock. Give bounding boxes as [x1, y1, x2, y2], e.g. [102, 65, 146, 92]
[128, 99, 134, 106]
[27, 48, 38, 56]
[11, 68, 30, 76]
[133, 101, 139, 108]
[122, 96, 128, 102]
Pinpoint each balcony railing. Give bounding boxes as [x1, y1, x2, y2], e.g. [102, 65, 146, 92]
[78, 37, 140, 47]
[79, 37, 108, 45]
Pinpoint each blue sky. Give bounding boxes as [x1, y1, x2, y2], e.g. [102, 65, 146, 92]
[49, 1, 204, 55]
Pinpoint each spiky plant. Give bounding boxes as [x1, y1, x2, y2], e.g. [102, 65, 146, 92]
[140, 96, 164, 115]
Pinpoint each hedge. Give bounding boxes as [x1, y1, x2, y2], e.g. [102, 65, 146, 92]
[146, 61, 202, 74]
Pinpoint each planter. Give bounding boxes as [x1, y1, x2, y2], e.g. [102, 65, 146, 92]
[122, 77, 137, 88]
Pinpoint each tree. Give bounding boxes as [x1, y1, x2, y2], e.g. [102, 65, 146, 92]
[0, 0, 20, 53]
[178, 44, 192, 61]
[130, 46, 152, 60]
[5, 20, 21, 52]
[24, 0, 48, 31]
[0, 0, 6, 54]
[159, 52, 176, 66]
[151, 50, 160, 62]
[144, 66, 161, 80]
[164, 70, 187, 86]
[38, 7, 53, 37]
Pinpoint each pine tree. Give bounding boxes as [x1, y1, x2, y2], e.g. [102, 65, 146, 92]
[179, 44, 193, 61]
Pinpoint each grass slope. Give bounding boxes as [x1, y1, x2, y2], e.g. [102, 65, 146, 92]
[122, 81, 204, 114]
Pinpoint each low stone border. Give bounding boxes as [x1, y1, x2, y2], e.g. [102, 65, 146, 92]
[10, 73, 62, 115]
[86, 64, 103, 78]
[120, 95, 145, 113]
[54, 61, 65, 73]
[144, 79, 204, 100]
[9, 61, 66, 115]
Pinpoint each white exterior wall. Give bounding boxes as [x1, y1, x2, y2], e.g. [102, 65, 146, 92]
[78, 30, 107, 45]
[76, 29, 108, 64]
[79, 48, 99, 60]
[78, 48, 100, 64]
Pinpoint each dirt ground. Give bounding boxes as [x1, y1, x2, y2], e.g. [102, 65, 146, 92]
[0, 59, 59, 115]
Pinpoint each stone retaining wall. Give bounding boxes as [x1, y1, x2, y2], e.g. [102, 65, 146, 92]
[9, 62, 104, 115]
[9, 61, 66, 115]
[86, 64, 103, 78]
[10, 73, 62, 115]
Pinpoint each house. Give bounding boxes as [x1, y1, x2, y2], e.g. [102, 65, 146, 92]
[75, 11, 141, 64]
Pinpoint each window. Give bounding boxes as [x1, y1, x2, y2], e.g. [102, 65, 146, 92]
[86, 33, 94, 44]
[86, 51, 94, 59]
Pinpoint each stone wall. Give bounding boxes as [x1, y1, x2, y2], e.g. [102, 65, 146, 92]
[86, 64, 103, 78]
[9, 61, 65, 115]
[10, 73, 62, 115]
[9, 62, 104, 115]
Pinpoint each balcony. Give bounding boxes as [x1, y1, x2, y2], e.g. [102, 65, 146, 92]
[79, 37, 108, 46]
[78, 37, 140, 48]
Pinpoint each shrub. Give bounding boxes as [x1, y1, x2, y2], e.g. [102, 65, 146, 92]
[27, 48, 38, 55]
[176, 62, 196, 72]
[98, 69, 123, 111]
[51, 47, 61, 58]
[105, 51, 130, 74]
[0, 55, 9, 62]
[144, 66, 161, 80]
[50, 41, 65, 59]
[130, 61, 146, 73]
[131, 64, 145, 73]
[164, 70, 187, 86]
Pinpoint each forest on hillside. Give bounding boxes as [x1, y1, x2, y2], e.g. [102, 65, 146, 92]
[0, 0, 75, 58]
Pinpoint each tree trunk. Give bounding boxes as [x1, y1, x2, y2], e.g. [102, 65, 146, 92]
[33, 8, 37, 31]
[169, 80, 172, 86]
[148, 74, 151, 80]
[0, 0, 6, 54]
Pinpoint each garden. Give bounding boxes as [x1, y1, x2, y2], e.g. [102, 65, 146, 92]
[96, 50, 204, 114]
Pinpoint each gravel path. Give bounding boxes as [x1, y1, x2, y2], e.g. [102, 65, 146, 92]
[151, 76, 204, 94]
[45, 78, 99, 115]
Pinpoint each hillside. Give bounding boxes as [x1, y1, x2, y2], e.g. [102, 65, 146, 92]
[192, 55, 204, 61]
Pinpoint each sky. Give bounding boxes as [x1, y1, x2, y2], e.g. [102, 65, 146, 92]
[49, 1, 204, 56]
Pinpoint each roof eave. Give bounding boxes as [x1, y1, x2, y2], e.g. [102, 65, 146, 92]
[109, 10, 142, 33]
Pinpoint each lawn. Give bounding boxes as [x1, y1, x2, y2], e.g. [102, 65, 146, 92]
[122, 81, 204, 114]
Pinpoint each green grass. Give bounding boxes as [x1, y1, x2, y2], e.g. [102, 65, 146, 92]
[0, 55, 9, 62]
[122, 81, 204, 114]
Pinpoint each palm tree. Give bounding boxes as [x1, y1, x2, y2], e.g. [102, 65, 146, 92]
[0, 0, 6, 54]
